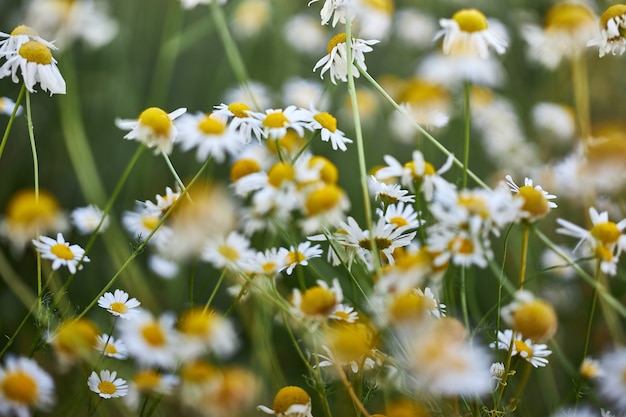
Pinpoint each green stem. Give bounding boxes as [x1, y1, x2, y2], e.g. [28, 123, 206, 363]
[571, 53, 590, 142]
[460, 267, 470, 331]
[162, 152, 187, 193]
[463, 82, 471, 188]
[519, 223, 530, 289]
[203, 268, 228, 312]
[0, 84, 26, 161]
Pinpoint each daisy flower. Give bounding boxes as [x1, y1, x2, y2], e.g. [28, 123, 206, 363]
[500, 290, 558, 341]
[176, 111, 245, 163]
[368, 176, 415, 206]
[377, 201, 422, 230]
[314, 33, 379, 84]
[70, 204, 109, 234]
[291, 279, 344, 321]
[490, 329, 552, 368]
[121, 202, 171, 247]
[32, 232, 89, 274]
[588, 4, 626, 57]
[279, 241, 323, 275]
[95, 334, 129, 360]
[88, 370, 128, 399]
[124, 369, 179, 410]
[97, 289, 141, 320]
[177, 307, 239, 361]
[258, 386, 313, 417]
[427, 228, 490, 268]
[598, 348, 626, 413]
[201, 231, 257, 271]
[0, 25, 57, 55]
[557, 207, 626, 276]
[250, 105, 310, 140]
[115, 107, 187, 155]
[0, 356, 55, 417]
[434, 8, 507, 59]
[213, 102, 264, 142]
[329, 304, 359, 322]
[143, 186, 181, 213]
[304, 105, 352, 151]
[308, 0, 355, 27]
[47, 318, 99, 369]
[506, 175, 557, 221]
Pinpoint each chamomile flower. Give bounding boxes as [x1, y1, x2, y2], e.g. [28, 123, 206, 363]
[368, 176, 415, 205]
[377, 201, 422, 230]
[598, 348, 626, 413]
[0, 96, 23, 116]
[588, 4, 626, 57]
[32, 233, 89, 274]
[282, 16, 327, 56]
[580, 356, 603, 379]
[88, 370, 128, 399]
[308, 0, 355, 27]
[177, 307, 239, 361]
[95, 334, 129, 360]
[258, 386, 313, 417]
[0, 356, 55, 417]
[282, 78, 329, 109]
[201, 231, 256, 271]
[213, 102, 264, 142]
[557, 207, 626, 276]
[0, 38, 66, 94]
[435, 8, 507, 59]
[48, 318, 99, 368]
[176, 111, 244, 163]
[231, 0, 272, 39]
[314, 33, 379, 85]
[305, 105, 353, 151]
[70, 204, 109, 234]
[330, 304, 359, 322]
[0, 25, 57, 55]
[500, 290, 558, 341]
[251, 106, 311, 140]
[491, 329, 552, 368]
[97, 289, 141, 320]
[506, 175, 557, 221]
[115, 107, 187, 155]
[122, 202, 171, 247]
[291, 279, 344, 321]
[279, 241, 323, 275]
[124, 369, 178, 409]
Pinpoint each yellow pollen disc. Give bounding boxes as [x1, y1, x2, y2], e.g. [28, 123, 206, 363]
[580, 360, 600, 379]
[334, 311, 351, 320]
[329, 321, 375, 361]
[181, 361, 216, 383]
[10, 25, 39, 36]
[262, 262, 277, 274]
[595, 245, 614, 262]
[268, 162, 295, 187]
[513, 299, 558, 341]
[286, 250, 305, 264]
[313, 112, 337, 133]
[263, 111, 289, 129]
[452, 9, 489, 33]
[514, 340, 533, 358]
[228, 102, 251, 118]
[518, 185, 550, 218]
[395, 247, 432, 270]
[98, 381, 117, 395]
[138, 107, 172, 136]
[389, 291, 429, 323]
[545, 3, 595, 32]
[359, 237, 392, 251]
[134, 370, 161, 391]
[590, 221, 621, 245]
[266, 130, 306, 155]
[141, 215, 160, 230]
[219, 244, 240, 261]
[449, 236, 474, 255]
[179, 308, 212, 336]
[230, 158, 261, 181]
[389, 216, 409, 228]
[362, 0, 393, 13]
[2, 371, 37, 404]
[18, 41, 52, 65]
[299, 286, 337, 316]
[458, 194, 489, 218]
[600, 5, 626, 30]
[54, 319, 99, 355]
[305, 185, 342, 216]
[327, 33, 348, 54]
[399, 79, 448, 104]
[273, 386, 310, 414]
[309, 156, 338, 184]
[51, 243, 74, 260]
[198, 114, 226, 135]
[104, 343, 118, 355]
[7, 189, 60, 227]
[141, 322, 166, 347]
[109, 302, 128, 315]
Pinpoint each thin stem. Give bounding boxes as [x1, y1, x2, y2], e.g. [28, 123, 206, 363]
[460, 267, 470, 332]
[203, 268, 227, 312]
[0, 84, 26, 161]
[570, 53, 590, 142]
[463, 82, 471, 188]
[331, 355, 372, 417]
[519, 223, 530, 289]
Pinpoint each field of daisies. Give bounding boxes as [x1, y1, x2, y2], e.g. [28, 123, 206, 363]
[3, 0, 626, 416]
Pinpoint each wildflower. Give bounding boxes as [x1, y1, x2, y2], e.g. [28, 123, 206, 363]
[0, 356, 55, 417]
[148, 254, 180, 279]
[490, 362, 505, 380]
[355, 0, 394, 40]
[95, 334, 129, 360]
[279, 241, 323, 275]
[224, 81, 272, 112]
[418, 49, 506, 88]
[377, 201, 422, 230]
[368, 176, 415, 205]
[250, 106, 310, 140]
[231, 0, 271, 39]
[88, 370, 128, 399]
[588, 4, 626, 57]
[0, 188, 68, 254]
[305, 105, 353, 151]
[501, 290, 558, 341]
[213, 102, 264, 142]
[97, 289, 141, 320]
[580, 357, 603, 379]
[201, 231, 256, 271]
[557, 207, 626, 276]
[491, 329, 552, 368]
[523, 2, 596, 68]
[308, 0, 355, 27]
[291, 279, 344, 320]
[427, 228, 490, 268]
[71, 204, 109, 234]
[329, 304, 359, 322]
[314, 33, 379, 84]
[506, 175, 557, 221]
[122, 202, 171, 248]
[394, 9, 438, 48]
[0, 25, 56, 56]
[124, 369, 178, 409]
[32, 232, 89, 274]
[435, 8, 507, 59]
[0, 96, 23, 116]
[532, 102, 576, 143]
[301, 183, 350, 234]
[115, 107, 187, 155]
[144, 186, 181, 213]
[386, 287, 445, 325]
[48, 318, 99, 368]
[282, 16, 327, 56]
[177, 307, 239, 361]
[598, 348, 626, 412]
[320, 320, 379, 373]
[176, 111, 244, 163]
[258, 386, 313, 417]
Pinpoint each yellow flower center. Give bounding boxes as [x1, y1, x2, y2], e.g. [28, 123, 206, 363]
[267, 130, 306, 155]
[263, 111, 289, 129]
[388, 291, 433, 324]
[109, 302, 128, 315]
[286, 250, 305, 265]
[141, 215, 160, 231]
[514, 339, 533, 358]
[10, 25, 39, 37]
[98, 381, 117, 395]
[181, 361, 217, 383]
[305, 184, 342, 216]
[545, 3, 595, 32]
[590, 221, 621, 245]
[517, 185, 550, 218]
[449, 236, 474, 255]
[512, 299, 558, 341]
[452, 9, 489, 33]
[395, 247, 432, 270]
[399, 79, 448, 105]
[333, 310, 352, 321]
[327, 33, 348, 54]
[313, 112, 337, 133]
[268, 162, 295, 187]
[309, 156, 338, 184]
[404, 160, 436, 179]
[6, 189, 60, 228]
[134, 370, 162, 392]
[219, 244, 240, 262]
[262, 262, 277, 274]
[53, 319, 99, 356]
[104, 342, 118, 356]
[389, 216, 408, 228]
[458, 194, 489, 219]
[362, 0, 393, 13]
[198, 114, 226, 135]
[299, 286, 337, 316]
[138, 107, 172, 136]
[141, 322, 166, 347]
[2, 371, 38, 404]
[230, 158, 261, 181]
[359, 237, 392, 251]
[18, 41, 52, 65]
[600, 4, 626, 30]
[228, 102, 251, 118]
[273, 386, 310, 414]
[595, 244, 614, 262]
[179, 308, 213, 336]
[51, 243, 74, 260]
[328, 321, 375, 361]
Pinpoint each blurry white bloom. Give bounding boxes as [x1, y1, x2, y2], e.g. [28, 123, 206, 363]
[71, 204, 109, 234]
[148, 254, 180, 279]
[282, 77, 329, 109]
[177, 307, 239, 361]
[532, 102, 576, 143]
[95, 334, 129, 360]
[32, 233, 89, 274]
[0, 356, 55, 417]
[291, 279, 344, 320]
[394, 9, 438, 48]
[418, 51, 505, 88]
[355, 0, 394, 40]
[540, 246, 577, 280]
[201, 231, 257, 271]
[224, 81, 272, 111]
[588, 5, 626, 57]
[435, 9, 507, 59]
[231, 0, 271, 39]
[115, 107, 187, 155]
[97, 289, 141, 320]
[88, 370, 128, 399]
[180, 0, 227, 8]
[0, 96, 23, 116]
[314, 33, 379, 84]
[598, 348, 626, 413]
[283, 15, 327, 55]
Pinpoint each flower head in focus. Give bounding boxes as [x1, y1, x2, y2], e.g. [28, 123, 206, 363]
[116, 107, 187, 155]
[314, 33, 379, 84]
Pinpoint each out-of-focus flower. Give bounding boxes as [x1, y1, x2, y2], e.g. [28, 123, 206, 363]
[70, 204, 109, 234]
[0, 356, 55, 416]
[282, 15, 327, 56]
[231, 0, 271, 39]
[0, 96, 23, 116]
